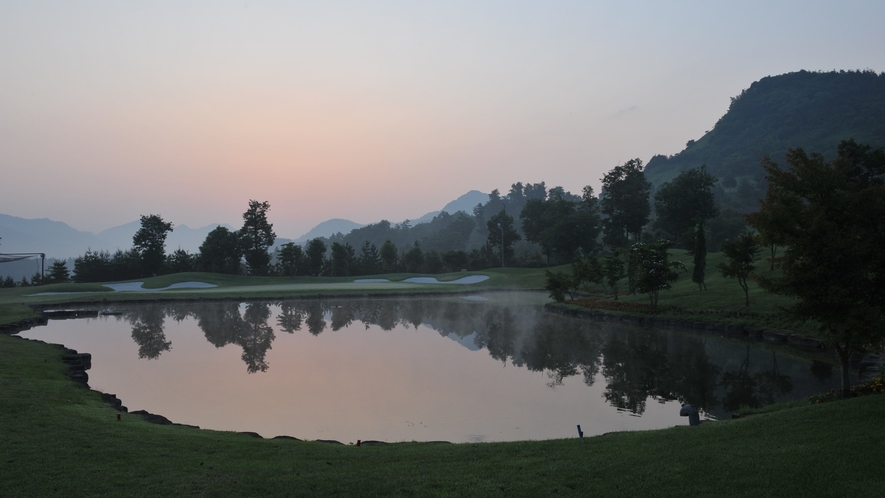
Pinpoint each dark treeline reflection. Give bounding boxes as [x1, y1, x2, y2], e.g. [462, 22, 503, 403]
[120, 297, 834, 417]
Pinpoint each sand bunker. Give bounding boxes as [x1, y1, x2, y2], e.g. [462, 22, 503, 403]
[353, 275, 489, 285]
[103, 281, 218, 292]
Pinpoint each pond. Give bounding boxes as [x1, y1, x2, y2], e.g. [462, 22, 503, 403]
[18, 292, 838, 443]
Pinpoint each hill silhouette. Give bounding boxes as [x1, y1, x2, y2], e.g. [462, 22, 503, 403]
[645, 70, 885, 211]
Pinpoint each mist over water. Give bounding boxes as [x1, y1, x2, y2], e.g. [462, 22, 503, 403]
[19, 293, 837, 442]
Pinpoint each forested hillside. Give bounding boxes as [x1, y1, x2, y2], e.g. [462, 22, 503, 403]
[645, 70, 885, 212]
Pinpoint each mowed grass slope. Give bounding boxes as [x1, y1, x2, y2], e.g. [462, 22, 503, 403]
[2, 333, 883, 497]
[0, 268, 550, 307]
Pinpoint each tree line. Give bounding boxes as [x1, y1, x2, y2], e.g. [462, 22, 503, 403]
[3, 157, 786, 283]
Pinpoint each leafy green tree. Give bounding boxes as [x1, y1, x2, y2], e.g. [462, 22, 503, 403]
[198, 226, 242, 274]
[167, 249, 194, 273]
[544, 270, 578, 302]
[278, 242, 306, 277]
[601, 159, 651, 247]
[630, 240, 684, 309]
[520, 187, 601, 264]
[717, 233, 760, 306]
[240, 200, 276, 275]
[487, 210, 521, 267]
[133, 214, 173, 277]
[654, 165, 719, 245]
[747, 140, 885, 395]
[572, 253, 604, 294]
[306, 239, 327, 276]
[47, 260, 70, 283]
[603, 250, 626, 300]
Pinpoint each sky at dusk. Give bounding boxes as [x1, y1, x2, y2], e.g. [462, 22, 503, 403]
[2, 1, 884, 238]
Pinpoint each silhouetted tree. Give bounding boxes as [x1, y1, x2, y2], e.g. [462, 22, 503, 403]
[197, 226, 241, 274]
[487, 210, 521, 266]
[277, 242, 306, 277]
[630, 240, 684, 309]
[240, 200, 276, 275]
[654, 165, 719, 245]
[402, 242, 425, 273]
[306, 239, 327, 276]
[379, 239, 398, 272]
[47, 260, 70, 284]
[330, 242, 350, 276]
[167, 249, 194, 273]
[747, 140, 885, 395]
[358, 241, 381, 275]
[718, 232, 760, 306]
[601, 159, 651, 247]
[133, 214, 173, 277]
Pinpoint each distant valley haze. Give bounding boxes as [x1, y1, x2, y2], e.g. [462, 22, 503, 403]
[0, 190, 490, 258]
[1, 2, 883, 240]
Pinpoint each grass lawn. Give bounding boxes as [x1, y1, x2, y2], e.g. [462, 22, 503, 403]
[2, 333, 883, 497]
[0, 268, 550, 308]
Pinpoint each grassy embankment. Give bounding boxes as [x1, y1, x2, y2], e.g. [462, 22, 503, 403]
[0, 267, 548, 308]
[2, 331, 883, 497]
[548, 251, 815, 333]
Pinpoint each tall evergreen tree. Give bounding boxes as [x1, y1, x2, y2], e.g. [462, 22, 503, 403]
[240, 200, 276, 276]
[487, 210, 521, 267]
[306, 239, 327, 276]
[692, 223, 707, 291]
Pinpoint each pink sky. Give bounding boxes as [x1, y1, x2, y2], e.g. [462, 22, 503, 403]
[2, 1, 884, 238]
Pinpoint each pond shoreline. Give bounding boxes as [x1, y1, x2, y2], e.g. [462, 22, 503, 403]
[4, 291, 862, 444]
[545, 302, 826, 350]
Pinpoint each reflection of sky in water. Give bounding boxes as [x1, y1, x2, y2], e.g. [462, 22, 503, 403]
[17, 293, 838, 443]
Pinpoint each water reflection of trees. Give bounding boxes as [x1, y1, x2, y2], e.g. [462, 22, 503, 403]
[127, 304, 170, 359]
[122, 298, 813, 415]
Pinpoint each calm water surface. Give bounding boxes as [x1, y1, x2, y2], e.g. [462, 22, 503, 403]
[18, 292, 838, 443]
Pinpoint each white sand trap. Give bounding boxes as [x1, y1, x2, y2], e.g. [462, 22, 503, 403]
[354, 275, 489, 285]
[402, 275, 489, 284]
[103, 281, 217, 292]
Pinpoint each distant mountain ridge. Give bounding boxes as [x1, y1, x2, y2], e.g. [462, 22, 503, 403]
[0, 190, 489, 260]
[644, 70, 885, 187]
[0, 213, 232, 259]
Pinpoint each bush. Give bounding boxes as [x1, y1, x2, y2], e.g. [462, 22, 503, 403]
[809, 376, 885, 404]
